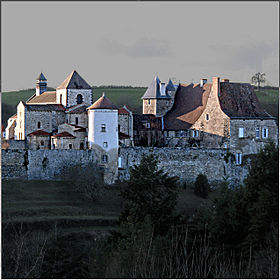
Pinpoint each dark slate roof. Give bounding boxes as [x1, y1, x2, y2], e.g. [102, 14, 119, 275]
[133, 114, 162, 131]
[66, 104, 88, 114]
[24, 104, 65, 112]
[166, 79, 176, 91]
[141, 76, 171, 99]
[87, 94, 118, 110]
[164, 83, 212, 131]
[219, 82, 271, 118]
[37, 73, 47, 81]
[27, 91, 57, 104]
[57, 70, 92, 90]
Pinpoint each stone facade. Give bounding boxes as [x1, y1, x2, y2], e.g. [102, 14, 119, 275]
[27, 135, 51, 150]
[67, 112, 88, 127]
[67, 89, 93, 107]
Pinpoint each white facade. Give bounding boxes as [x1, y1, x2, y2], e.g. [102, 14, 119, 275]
[88, 109, 118, 150]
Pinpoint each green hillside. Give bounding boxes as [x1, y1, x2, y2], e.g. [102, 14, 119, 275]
[1, 86, 278, 126]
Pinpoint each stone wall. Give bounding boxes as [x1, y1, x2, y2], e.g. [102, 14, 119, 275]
[67, 89, 92, 107]
[2, 147, 249, 186]
[119, 147, 248, 185]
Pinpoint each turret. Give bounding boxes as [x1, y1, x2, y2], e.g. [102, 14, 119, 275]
[36, 73, 47, 96]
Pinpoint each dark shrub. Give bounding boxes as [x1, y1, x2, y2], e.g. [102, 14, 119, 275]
[194, 174, 210, 198]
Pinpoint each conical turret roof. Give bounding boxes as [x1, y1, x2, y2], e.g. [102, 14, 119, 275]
[37, 73, 47, 81]
[87, 93, 118, 110]
[57, 70, 91, 90]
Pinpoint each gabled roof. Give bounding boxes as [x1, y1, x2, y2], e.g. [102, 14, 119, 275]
[52, 131, 76, 138]
[28, 130, 51, 136]
[26, 91, 57, 104]
[164, 83, 212, 131]
[166, 79, 176, 91]
[24, 104, 65, 112]
[87, 93, 118, 110]
[219, 82, 271, 118]
[57, 70, 91, 90]
[37, 73, 47, 81]
[65, 123, 86, 132]
[118, 105, 130, 115]
[142, 76, 171, 99]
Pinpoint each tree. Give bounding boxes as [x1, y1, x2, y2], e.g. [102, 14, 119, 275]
[251, 72, 266, 91]
[194, 174, 210, 198]
[119, 154, 179, 236]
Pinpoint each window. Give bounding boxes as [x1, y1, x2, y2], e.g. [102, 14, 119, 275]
[75, 117, 79, 125]
[192, 130, 199, 137]
[76, 94, 83, 104]
[224, 143, 227, 149]
[40, 140, 44, 146]
[53, 144, 55, 149]
[262, 127, 268, 138]
[103, 142, 108, 148]
[69, 144, 72, 149]
[60, 95, 62, 104]
[256, 126, 260, 138]
[238, 127, 244, 138]
[146, 122, 150, 128]
[236, 153, 242, 165]
[101, 124, 106, 132]
[102, 154, 108, 163]
[38, 121, 41, 129]
[80, 143, 84, 150]
[206, 114, 209, 121]
[118, 157, 122, 168]
[148, 99, 151, 105]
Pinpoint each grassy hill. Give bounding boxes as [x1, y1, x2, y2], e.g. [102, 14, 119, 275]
[2, 86, 278, 126]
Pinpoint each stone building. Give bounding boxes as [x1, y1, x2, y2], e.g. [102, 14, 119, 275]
[142, 76, 176, 117]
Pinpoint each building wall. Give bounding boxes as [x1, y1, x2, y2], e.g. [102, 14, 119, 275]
[56, 89, 67, 106]
[156, 99, 173, 117]
[191, 79, 230, 148]
[229, 118, 278, 154]
[68, 112, 88, 127]
[51, 111, 66, 132]
[143, 99, 157, 115]
[15, 102, 26, 140]
[5, 118, 16, 140]
[67, 89, 92, 107]
[27, 135, 50, 150]
[25, 110, 52, 136]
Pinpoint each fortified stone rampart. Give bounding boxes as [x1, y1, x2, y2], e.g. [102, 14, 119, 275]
[2, 147, 249, 186]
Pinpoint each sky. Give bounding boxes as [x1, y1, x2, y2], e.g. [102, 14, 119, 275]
[1, 1, 279, 91]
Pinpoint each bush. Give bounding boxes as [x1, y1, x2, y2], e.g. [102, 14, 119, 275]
[194, 174, 210, 198]
[60, 163, 104, 201]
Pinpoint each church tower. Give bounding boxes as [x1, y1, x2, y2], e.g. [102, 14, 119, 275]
[36, 73, 47, 96]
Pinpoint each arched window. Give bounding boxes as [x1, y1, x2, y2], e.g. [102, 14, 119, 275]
[76, 94, 83, 104]
[37, 121, 41, 129]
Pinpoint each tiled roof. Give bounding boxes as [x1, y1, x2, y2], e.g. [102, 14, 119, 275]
[26, 91, 57, 104]
[118, 106, 130, 115]
[52, 131, 76, 138]
[142, 76, 171, 99]
[164, 83, 212, 130]
[24, 104, 65, 112]
[65, 104, 87, 114]
[219, 82, 271, 118]
[119, 131, 130, 139]
[57, 70, 91, 90]
[28, 130, 51, 136]
[87, 94, 118, 110]
[37, 73, 47, 81]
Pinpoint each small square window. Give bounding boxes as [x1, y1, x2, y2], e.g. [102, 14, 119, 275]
[101, 124, 106, 132]
[238, 128, 244, 138]
[146, 123, 150, 128]
[102, 154, 108, 163]
[192, 130, 199, 137]
[103, 142, 108, 148]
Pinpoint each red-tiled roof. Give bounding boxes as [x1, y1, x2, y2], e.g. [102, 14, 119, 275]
[164, 83, 212, 130]
[52, 132, 76, 138]
[28, 130, 51, 136]
[118, 107, 130, 114]
[87, 94, 118, 110]
[27, 91, 57, 104]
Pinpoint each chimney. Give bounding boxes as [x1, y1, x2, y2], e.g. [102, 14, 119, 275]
[200, 79, 207, 87]
[222, 79, 229, 83]
[212, 77, 220, 97]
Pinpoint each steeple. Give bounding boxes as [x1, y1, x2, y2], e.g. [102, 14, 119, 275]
[36, 72, 47, 96]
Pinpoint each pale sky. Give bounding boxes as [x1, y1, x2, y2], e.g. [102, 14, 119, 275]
[1, 1, 279, 91]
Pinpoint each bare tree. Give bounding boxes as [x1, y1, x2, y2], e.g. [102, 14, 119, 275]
[251, 72, 266, 91]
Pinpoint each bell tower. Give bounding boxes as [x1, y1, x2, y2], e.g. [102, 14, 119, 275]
[36, 73, 47, 96]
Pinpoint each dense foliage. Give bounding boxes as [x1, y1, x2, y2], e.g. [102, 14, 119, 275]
[194, 173, 211, 198]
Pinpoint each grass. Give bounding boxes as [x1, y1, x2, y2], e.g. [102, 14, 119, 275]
[255, 88, 279, 104]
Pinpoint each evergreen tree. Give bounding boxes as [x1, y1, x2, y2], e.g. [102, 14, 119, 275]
[194, 174, 210, 198]
[119, 154, 179, 236]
